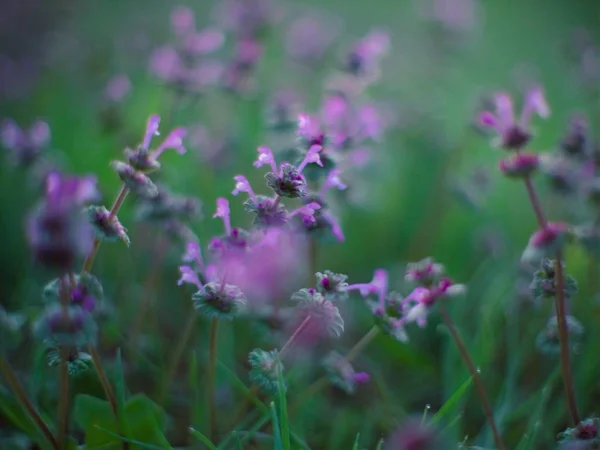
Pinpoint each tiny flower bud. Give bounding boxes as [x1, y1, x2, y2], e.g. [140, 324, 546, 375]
[111, 161, 159, 198]
[87, 205, 130, 246]
[499, 152, 540, 178]
[265, 163, 308, 198]
[315, 271, 349, 302]
[522, 222, 570, 264]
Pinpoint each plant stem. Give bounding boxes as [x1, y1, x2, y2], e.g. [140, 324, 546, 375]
[130, 238, 169, 348]
[0, 356, 59, 450]
[554, 251, 581, 425]
[309, 236, 318, 287]
[208, 317, 219, 442]
[81, 185, 129, 273]
[440, 307, 505, 450]
[342, 326, 380, 364]
[279, 316, 311, 358]
[159, 313, 197, 403]
[89, 345, 117, 415]
[522, 175, 580, 425]
[57, 348, 70, 450]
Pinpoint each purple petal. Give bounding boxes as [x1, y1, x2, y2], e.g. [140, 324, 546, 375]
[142, 115, 161, 149]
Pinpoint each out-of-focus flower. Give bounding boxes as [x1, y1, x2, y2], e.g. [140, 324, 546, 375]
[27, 172, 99, 271]
[213, 0, 277, 38]
[43, 272, 104, 313]
[104, 74, 131, 103]
[291, 288, 344, 338]
[33, 304, 97, 347]
[536, 315, 584, 355]
[1, 119, 50, 167]
[343, 30, 390, 78]
[405, 258, 445, 287]
[322, 351, 370, 394]
[285, 15, 338, 67]
[316, 271, 349, 302]
[558, 417, 600, 448]
[521, 222, 570, 264]
[384, 417, 452, 450]
[478, 87, 550, 150]
[499, 152, 540, 178]
[419, 0, 478, 34]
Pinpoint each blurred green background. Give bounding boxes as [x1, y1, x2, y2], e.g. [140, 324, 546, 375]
[1, 0, 600, 449]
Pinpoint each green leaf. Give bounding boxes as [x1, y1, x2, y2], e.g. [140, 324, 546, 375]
[270, 402, 283, 450]
[189, 427, 217, 450]
[430, 375, 472, 426]
[73, 394, 119, 449]
[352, 433, 360, 450]
[276, 366, 290, 450]
[124, 394, 171, 449]
[94, 426, 167, 450]
[375, 439, 384, 450]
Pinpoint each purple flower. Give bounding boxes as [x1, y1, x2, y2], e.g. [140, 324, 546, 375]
[213, 197, 232, 236]
[286, 15, 338, 66]
[499, 152, 540, 178]
[345, 268, 388, 307]
[345, 30, 390, 76]
[151, 127, 187, 159]
[479, 87, 550, 150]
[253, 146, 278, 173]
[149, 45, 182, 81]
[142, 114, 161, 150]
[45, 171, 100, 207]
[352, 372, 371, 384]
[171, 5, 195, 36]
[232, 175, 257, 201]
[183, 241, 204, 271]
[177, 265, 203, 290]
[288, 202, 321, 223]
[1, 119, 50, 166]
[320, 169, 347, 198]
[183, 28, 225, 55]
[296, 145, 323, 172]
[104, 74, 131, 102]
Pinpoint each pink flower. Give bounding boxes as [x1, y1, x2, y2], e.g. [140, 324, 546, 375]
[345, 269, 388, 307]
[142, 115, 161, 149]
[297, 145, 323, 172]
[149, 46, 182, 81]
[171, 5, 195, 36]
[231, 175, 257, 201]
[253, 146, 278, 173]
[213, 197, 232, 235]
[105, 74, 131, 102]
[152, 127, 187, 158]
[289, 202, 321, 223]
[183, 241, 204, 271]
[178, 265, 203, 289]
[321, 169, 347, 198]
[322, 211, 345, 242]
[478, 86, 550, 149]
[183, 28, 225, 55]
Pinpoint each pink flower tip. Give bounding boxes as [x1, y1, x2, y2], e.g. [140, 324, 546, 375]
[143, 115, 161, 149]
[213, 197, 230, 219]
[353, 372, 371, 384]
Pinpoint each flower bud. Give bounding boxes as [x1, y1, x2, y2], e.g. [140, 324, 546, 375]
[291, 288, 344, 338]
[248, 348, 285, 394]
[499, 152, 539, 178]
[33, 304, 97, 347]
[315, 271, 349, 302]
[265, 163, 308, 198]
[322, 351, 369, 394]
[111, 161, 159, 198]
[87, 205, 130, 245]
[192, 282, 247, 320]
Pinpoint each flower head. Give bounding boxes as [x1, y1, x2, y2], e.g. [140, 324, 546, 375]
[33, 304, 97, 347]
[478, 87, 550, 150]
[265, 163, 308, 198]
[244, 195, 288, 228]
[232, 175, 257, 202]
[323, 351, 370, 394]
[87, 205, 129, 246]
[405, 258, 445, 287]
[291, 288, 344, 338]
[178, 265, 203, 290]
[253, 146, 278, 173]
[183, 241, 204, 271]
[192, 281, 247, 320]
[499, 152, 540, 178]
[111, 161, 159, 198]
[43, 272, 104, 313]
[248, 348, 284, 394]
[213, 197, 232, 235]
[316, 271, 349, 302]
[105, 74, 131, 102]
[1, 119, 50, 167]
[522, 222, 570, 263]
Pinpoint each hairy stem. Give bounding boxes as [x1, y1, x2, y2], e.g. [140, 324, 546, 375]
[522, 175, 580, 425]
[279, 316, 311, 358]
[440, 307, 505, 450]
[0, 356, 59, 450]
[554, 251, 581, 425]
[81, 185, 129, 274]
[159, 313, 197, 403]
[208, 317, 219, 442]
[88, 345, 117, 415]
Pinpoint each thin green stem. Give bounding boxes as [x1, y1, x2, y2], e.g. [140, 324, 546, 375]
[159, 313, 197, 403]
[342, 326, 379, 364]
[440, 307, 505, 450]
[0, 356, 59, 450]
[554, 251, 581, 425]
[81, 185, 129, 274]
[208, 317, 219, 442]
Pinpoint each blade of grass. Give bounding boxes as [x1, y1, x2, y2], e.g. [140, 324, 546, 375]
[270, 402, 284, 450]
[352, 433, 360, 450]
[219, 410, 270, 450]
[276, 364, 290, 450]
[189, 427, 217, 450]
[94, 426, 167, 450]
[216, 360, 267, 413]
[430, 375, 473, 426]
